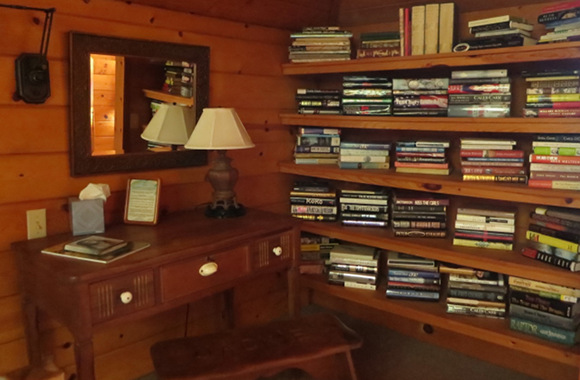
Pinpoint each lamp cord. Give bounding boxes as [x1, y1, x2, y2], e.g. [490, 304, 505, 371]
[0, 4, 56, 56]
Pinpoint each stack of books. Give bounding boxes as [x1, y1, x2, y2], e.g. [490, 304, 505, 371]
[448, 69, 511, 117]
[289, 181, 338, 222]
[453, 15, 536, 52]
[445, 267, 507, 318]
[391, 192, 448, 238]
[522, 70, 580, 118]
[162, 60, 194, 98]
[394, 140, 450, 175]
[356, 31, 400, 58]
[453, 207, 516, 250]
[459, 138, 527, 183]
[537, 1, 580, 44]
[342, 75, 393, 116]
[296, 88, 342, 115]
[392, 78, 449, 116]
[508, 276, 580, 345]
[523, 206, 580, 272]
[328, 243, 380, 290]
[529, 134, 580, 190]
[339, 141, 391, 170]
[42, 236, 150, 264]
[294, 126, 340, 165]
[299, 232, 338, 274]
[398, 3, 456, 56]
[289, 26, 352, 63]
[386, 251, 440, 301]
[338, 188, 390, 228]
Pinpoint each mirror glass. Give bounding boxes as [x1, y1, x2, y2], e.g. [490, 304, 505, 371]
[70, 32, 209, 176]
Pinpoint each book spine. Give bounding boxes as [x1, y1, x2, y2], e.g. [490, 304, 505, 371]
[531, 212, 580, 230]
[404, 7, 411, 56]
[538, 7, 580, 24]
[527, 93, 580, 103]
[289, 191, 336, 198]
[509, 276, 580, 298]
[468, 15, 520, 28]
[449, 94, 511, 104]
[461, 167, 525, 175]
[392, 220, 446, 229]
[290, 205, 337, 215]
[521, 247, 579, 272]
[394, 198, 449, 206]
[447, 288, 506, 302]
[290, 197, 337, 206]
[447, 84, 511, 93]
[387, 269, 440, 278]
[460, 150, 523, 158]
[393, 229, 447, 238]
[328, 270, 377, 284]
[530, 163, 580, 172]
[446, 304, 506, 317]
[399, 7, 406, 57]
[341, 219, 388, 227]
[537, 206, 580, 222]
[448, 105, 510, 118]
[356, 47, 400, 58]
[393, 95, 448, 108]
[330, 263, 378, 274]
[509, 317, 579, 345]
[453, 238, 513, 250]
[541, 0, 580, 14]
[411, 5, 426, 55]
[386, 288, 440, 300]
[328, 280, 377, 290]
[424, 3, 440, 55]
[530, 154, 580, 164]
[387, 276, 440, 285]
[462, 174, 528, 183]
[510, 303, 580, 330]
[509, 288, 578, 318]
[526, 87, 580, 94]
[525, 108, 580, 118]
[469, 21, 511, 33]
[528, 180, 580, 190]
[532, 146, 580, 156]
[438, 2, 455, 53]
[294, 146, 340, 154]
[453, 37, 525, 52]
[527, 223, 580, 244]
[454, 220, 515, 233]
[525, 230, 579, 252]
[341, 204, 388, 213]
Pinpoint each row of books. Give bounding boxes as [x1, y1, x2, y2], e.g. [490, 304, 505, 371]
[448, 69, 511, 118]
[452, 207, 516, 251]
[391, 194, 449, 238]
[394, 140, 450, 175]
[162, 60, 194, 98]
[342, 75, 393, 116]
[459, 138, 526, 183]
[356, 31, 401, 59]
[529, 134, 580, 190]
[300, 239, 579, 345]
[399, 3, 456, 56]
[523, 70, 580, 118]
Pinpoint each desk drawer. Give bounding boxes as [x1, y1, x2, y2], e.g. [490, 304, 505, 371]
[160, 246, 249, 302]
[89, 270, 155, 323]
[250, 231, 294, 270]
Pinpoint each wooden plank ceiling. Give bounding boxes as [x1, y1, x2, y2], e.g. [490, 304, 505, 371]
[116, 0, 552, 30]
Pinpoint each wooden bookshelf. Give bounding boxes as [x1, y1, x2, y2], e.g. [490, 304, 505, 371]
[142, 89, 194, 106]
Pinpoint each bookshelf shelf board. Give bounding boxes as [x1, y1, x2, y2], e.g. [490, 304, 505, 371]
[301, 275, 580, 366]
[299, 222, 580, 289]
[280, 114, 580, 134]
[282, 41, 580, 75]
[280, 163, 580, 209]
[143, 89, 194, 106]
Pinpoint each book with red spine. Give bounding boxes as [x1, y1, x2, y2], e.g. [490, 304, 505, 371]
[529, 154, 580, 164]
[528, 179, 580, 190]
[394, 161, 449, 169]
[461, 150, 524, 158]
[448, 83, 511, 94]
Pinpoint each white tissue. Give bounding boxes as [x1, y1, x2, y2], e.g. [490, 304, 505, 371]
[78, 183, 111, 202]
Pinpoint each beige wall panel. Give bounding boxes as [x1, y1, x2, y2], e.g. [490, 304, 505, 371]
[0, 338, 28, 373]
[0, 295, 24, 344]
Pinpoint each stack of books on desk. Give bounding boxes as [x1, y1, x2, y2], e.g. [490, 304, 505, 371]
[42, 236, 150, 264]
[392, 78, 449, 116]
[327, 243, 379, 290]
[448, 69, 511, 118]
[338, 188, 390, 228]
[391, 192, 449, 238]
[289, 26, 352, 63]
[453, 207, 516, 250]
[508, 276, 580, 345]
[294, 126, 340, 165]
[523, 70, 580, 118]
[523, 206, 580, 272]
[386, 251, 440, 301]
[459, 137, 527, 183]
[339, 141, 391, 169]
[529, 134, 580, 190]
[445, 267, 507, 318]
[290, 181, 338, 222]
[342, 75, 393, 115]
[394, 140, 450, 175]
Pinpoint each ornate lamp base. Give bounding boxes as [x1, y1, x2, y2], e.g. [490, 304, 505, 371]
[205, 202, 246, 218]
[204, 151, 246, 218]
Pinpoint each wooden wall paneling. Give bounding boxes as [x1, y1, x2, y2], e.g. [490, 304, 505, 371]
[0, 295, 25, 344]
[234, 173, 295, 208]
[0, 338, 28, 374]
[119, 0, 337, 31]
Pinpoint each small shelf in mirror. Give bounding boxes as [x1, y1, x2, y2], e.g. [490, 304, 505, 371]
[143, 89, 194, 107]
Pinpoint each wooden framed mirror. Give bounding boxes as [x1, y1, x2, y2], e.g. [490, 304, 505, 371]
[69, 32, 209, 176]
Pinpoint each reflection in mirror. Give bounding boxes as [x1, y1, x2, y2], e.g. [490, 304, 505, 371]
[70, 32, 209, 176]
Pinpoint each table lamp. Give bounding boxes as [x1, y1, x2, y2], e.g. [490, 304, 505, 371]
[141, 103, 196, 150]
[185, 108, 255, 218]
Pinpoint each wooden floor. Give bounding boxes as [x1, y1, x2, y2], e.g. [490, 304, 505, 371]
[137, 305, 538, 380]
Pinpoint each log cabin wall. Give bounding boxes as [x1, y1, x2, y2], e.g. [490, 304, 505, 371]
[0, 0, 311, 378]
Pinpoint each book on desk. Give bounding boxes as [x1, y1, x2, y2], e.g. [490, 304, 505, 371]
[42, 239, 150, 264]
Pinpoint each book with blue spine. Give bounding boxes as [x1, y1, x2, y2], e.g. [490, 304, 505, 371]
[509, 317, 580, 345]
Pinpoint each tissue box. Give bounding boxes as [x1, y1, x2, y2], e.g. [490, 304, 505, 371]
[69, 197, 105, 236]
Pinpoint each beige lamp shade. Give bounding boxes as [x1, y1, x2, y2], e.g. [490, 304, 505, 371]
[141, 103, 196, 145]
[185, 108, 255, 150]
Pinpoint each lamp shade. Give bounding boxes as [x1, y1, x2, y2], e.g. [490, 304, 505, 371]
[185, 108, 255, 150]
[141, 103, 196, 145]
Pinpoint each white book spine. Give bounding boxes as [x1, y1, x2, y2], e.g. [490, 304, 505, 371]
[454, 220, 515, 233]
[411, 5, 426, 55]
[438, 3, 455, 53]
[451, 69, 508, 79]
[424, 3, 440, 54]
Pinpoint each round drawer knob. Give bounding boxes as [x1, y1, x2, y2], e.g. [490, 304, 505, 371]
[120, 291, 133, 304]
[273, 246, 283, 256]
[199, 261, 218, 276]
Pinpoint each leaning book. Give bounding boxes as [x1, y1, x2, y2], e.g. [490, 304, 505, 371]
[42, 240, 150, 264]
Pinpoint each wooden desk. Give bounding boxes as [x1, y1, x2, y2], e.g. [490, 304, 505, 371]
[12, 209, 300, 380]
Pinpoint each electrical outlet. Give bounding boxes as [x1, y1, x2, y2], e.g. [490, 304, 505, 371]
[26, 209, 47, 239]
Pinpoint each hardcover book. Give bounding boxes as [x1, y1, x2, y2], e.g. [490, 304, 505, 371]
[63, 235, 128, 256]
[42, 241, 150, 264]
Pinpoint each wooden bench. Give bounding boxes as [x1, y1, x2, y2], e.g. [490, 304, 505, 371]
[150, 313, 363, 380]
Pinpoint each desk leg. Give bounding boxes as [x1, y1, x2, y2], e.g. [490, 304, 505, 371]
[288, 266, 300, 317]
[22, 296, 42, 368]
[74, 339, 95, 380]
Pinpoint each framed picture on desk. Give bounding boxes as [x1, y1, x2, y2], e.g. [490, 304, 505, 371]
[124, 178, 161, 225]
